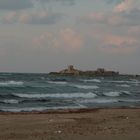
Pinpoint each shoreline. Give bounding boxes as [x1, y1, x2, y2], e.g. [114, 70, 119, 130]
[0, 107, 140, 115]
[0, 108, 140, 140]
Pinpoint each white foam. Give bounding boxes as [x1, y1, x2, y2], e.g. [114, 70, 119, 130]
[78, 99, 118, 104]
[81, 79, 101, 83]
[120, 99, 140, 103]
[47, 81, 67, 85]
[1, 105, 87, 112]
[0, 81, 24, 86]
[73, 85, 99, 89]
[122, 91, 131, 95]
[108, 80, 140, 84]
[103, 91, 121, 97]
[3, 99, 19, 104]
[117, 84, 130, 88]
[0, 107, 50, 112]
[13, 92, 97, 99]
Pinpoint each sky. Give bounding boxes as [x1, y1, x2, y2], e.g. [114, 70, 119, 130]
[0, 0, 140, 74]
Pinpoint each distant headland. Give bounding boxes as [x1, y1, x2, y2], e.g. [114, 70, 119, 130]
[49, 65, 120, 76]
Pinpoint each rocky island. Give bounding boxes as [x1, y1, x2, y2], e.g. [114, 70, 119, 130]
[49, 65, 119, 76]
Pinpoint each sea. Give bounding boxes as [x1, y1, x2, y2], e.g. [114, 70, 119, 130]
[0, 73, 140, 112]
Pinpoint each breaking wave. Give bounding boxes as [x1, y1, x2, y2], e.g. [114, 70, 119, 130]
[108, 80, 140, 84]
[103, 91, 122, 97]
[0, 105, 87, 112]
[103, 91, 131, 97]
[13, 92, 97, 99]
[0, 81, 24, 86]
[81, 79, 101, 83]
[78, 99, 118, 104]
[1, 99, 19, 104]
[47, 81, 67, 85]
[117, 84, 130, 88]
[73, 85, 99, 89]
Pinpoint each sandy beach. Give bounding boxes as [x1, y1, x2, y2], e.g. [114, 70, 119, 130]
[0, 108, 140, 140]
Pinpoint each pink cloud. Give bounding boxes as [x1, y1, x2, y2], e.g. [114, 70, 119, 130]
[60, 28, 84, 50]
[3, 12, 17, 23]
[32, 32, 58, 48]
[114, 0, 139, 13]
[18, 13, 31, 23]
[104, 35, 137, 46]
[89, 28, 139, 54]
[101, 35, 138, 54]
[32, 28, 84, 52]
[2, 11, 62, 24]
[18, 11, 49, 24]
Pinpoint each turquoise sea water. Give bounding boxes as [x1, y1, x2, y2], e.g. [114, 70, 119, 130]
[0, 73, 140, 112]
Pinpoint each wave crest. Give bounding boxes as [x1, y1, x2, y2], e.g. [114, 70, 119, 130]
[13, 92, 97, 99]
[103, 91, 121, 97]
[0, 81, 24, 86]
[81, 79, 101, 83]
[47, 81, 67, 85]
[73, 85, 99, 89]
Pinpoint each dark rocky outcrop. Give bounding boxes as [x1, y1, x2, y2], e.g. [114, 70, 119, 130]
[49, 65, 119, 76]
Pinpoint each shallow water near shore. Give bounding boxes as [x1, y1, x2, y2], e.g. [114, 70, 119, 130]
[0, 73, 140, 112]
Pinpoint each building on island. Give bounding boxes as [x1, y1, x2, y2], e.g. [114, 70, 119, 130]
[59, 65, 81, 76]
[49, 65, 119, 76]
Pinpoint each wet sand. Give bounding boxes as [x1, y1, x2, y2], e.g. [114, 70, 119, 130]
[0, 108, 140, 140]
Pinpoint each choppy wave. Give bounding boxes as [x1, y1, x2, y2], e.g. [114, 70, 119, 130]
[78, 99, 118, 104]
[81, 79, 101, 83]
[47, 81, 67, 85]
[13, 92, 97, 99]
[0, 73, 140, 112]
[117, 84, 130, 88]
[103, 91, 131, 97]
[103, 91, 121, 97]
[122, 91, 131, 95]
[1, 99, 19, 104]
[0, 105, 87, 112]
[108, 80, 140, 84]
[73, 85, 99, 89]
[119, 99, 140, 103]
[0, 81, 24, 86]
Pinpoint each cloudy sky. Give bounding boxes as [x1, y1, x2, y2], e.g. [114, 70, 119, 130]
[0, 0, 140, 74]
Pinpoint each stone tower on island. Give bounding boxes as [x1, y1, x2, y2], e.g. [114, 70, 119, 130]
[59, 65, 80, 75]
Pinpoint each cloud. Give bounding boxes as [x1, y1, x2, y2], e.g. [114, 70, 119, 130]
[113, 0, 140, 25]
[114, 0, 140, 13]
[128, 26, 140, 35]
[2, 12, 17, 23]
[0, 0, 75, 11]
[77, 11, 125, 26]
[78, 0, 140, 27]
[25, 12, 63, 24]
[77, 12, 107, 24]
[39, 0, 75, 6]
[88, 28, 139, 54]
[0, 0, 33, 10]
[2, 11, 63, 24]
[100, 34, 138, 53]
[120, 11, 140, 26]
[104, 35, 137, 46]
[60, 28, 84, 50]
[114, 0, 133, 13]
[32, 28, 84, 52]
[106, 0, 123, 4]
